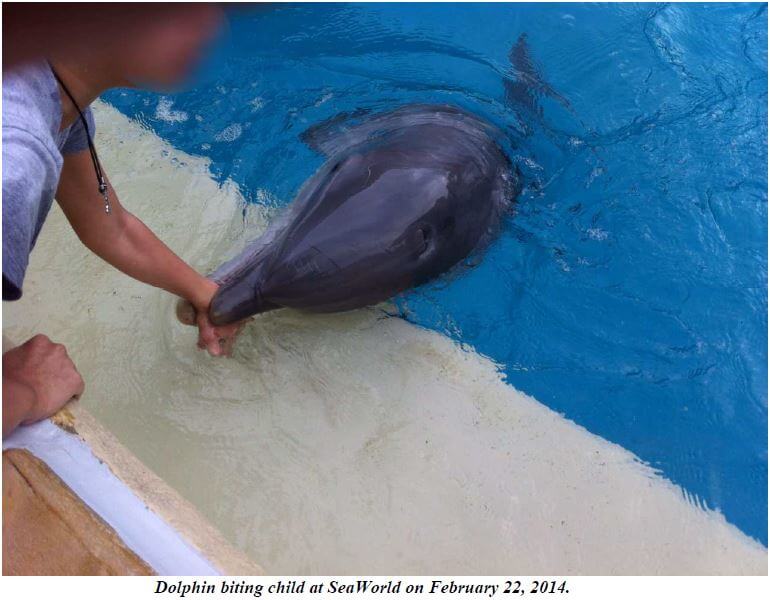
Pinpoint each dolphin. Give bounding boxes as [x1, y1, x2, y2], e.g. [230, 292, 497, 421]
[177, 35, 568, 327]
[505, 33, 571, 118]
[189, 104, 517, 326]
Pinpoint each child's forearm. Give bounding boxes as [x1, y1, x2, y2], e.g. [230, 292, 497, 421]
[90, 210, 218, 310]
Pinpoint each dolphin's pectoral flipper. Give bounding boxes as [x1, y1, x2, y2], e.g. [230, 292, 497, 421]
[300, 104, 494, 157]
[300, 108, 374, 156]
[505, 33, 572, 117]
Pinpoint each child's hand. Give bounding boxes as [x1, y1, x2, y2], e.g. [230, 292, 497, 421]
[195, 307, 249, 357]
[180, 278, 250, 357]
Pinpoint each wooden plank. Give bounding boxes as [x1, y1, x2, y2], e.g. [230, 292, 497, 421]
[2, 449, 154, 575]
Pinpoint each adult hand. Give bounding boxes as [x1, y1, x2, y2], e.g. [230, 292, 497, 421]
[2, 334, 84, 435]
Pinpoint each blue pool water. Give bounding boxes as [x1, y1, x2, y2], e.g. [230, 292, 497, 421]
[104, 3, 768, 544]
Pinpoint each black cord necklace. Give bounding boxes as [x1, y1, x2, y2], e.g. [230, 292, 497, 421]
[49, 64, 111, 214]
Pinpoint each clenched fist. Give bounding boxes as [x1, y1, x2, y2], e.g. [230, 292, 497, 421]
[2, 334, 84, 437]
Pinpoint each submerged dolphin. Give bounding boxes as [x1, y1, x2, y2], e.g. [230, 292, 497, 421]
[194, 104, 518, 326]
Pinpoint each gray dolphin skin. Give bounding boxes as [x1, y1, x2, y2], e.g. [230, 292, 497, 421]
[204, 104, 519, 326]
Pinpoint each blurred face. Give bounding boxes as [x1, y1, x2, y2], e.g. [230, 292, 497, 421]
[4, 3, 224, 86]
[118, 5, 224, 89]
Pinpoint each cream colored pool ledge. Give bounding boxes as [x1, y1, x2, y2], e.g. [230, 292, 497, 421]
[3, 400, 263, 576]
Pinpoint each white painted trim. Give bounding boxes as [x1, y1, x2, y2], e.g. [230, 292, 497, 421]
[4, 420, 219, 576]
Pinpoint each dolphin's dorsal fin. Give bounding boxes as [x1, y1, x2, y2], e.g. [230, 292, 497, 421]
[505, 33, 571, 116]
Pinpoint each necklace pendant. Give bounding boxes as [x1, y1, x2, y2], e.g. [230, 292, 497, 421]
[99, 180, 111, 215]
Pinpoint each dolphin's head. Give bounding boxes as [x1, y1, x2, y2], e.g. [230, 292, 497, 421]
[200, 105, 513, 321]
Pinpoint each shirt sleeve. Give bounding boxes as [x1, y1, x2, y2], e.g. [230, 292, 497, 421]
[61, 106, 95, 155]
[2, 127, 60, 300]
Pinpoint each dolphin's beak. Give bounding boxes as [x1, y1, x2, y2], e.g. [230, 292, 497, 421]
[209, 276, 278, 326]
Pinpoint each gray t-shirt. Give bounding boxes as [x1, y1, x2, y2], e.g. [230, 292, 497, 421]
[2, 60, 95, 300]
